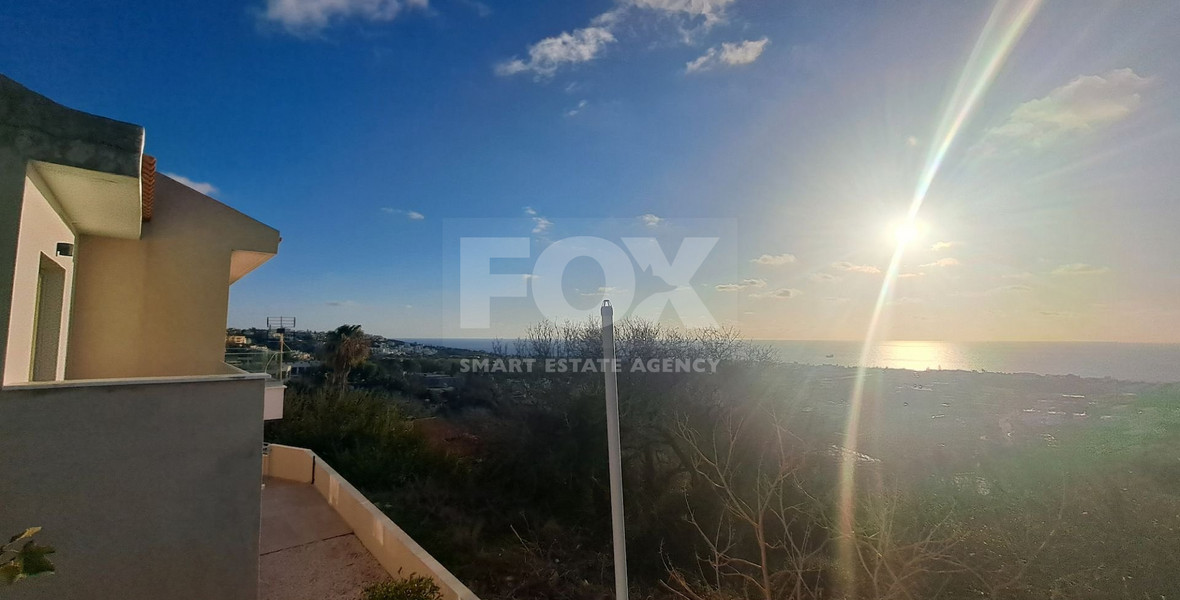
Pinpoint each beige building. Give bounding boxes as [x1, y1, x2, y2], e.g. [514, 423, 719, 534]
[0, 73, 280, 600]
[0, 76, 477, 600]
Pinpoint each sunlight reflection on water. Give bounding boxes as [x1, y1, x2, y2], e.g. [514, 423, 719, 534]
[766, 340, 1180, 383]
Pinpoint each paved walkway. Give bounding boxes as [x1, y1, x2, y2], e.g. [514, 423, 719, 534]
[259, 478, 388, 600]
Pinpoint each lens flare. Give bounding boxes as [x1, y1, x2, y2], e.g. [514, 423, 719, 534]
[834, 0, 1044, 594]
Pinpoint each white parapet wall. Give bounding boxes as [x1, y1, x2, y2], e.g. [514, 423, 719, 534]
[0, 374, 267, 600]
[262, 444, 479, 600]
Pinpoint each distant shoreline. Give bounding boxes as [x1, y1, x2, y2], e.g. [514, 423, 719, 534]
[403, 338, 1180, 384]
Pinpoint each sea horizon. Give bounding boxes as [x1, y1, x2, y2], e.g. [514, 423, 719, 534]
[403, 338, 1180, 384]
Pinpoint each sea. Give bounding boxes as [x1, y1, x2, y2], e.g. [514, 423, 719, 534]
[403, 339, 1180, 384]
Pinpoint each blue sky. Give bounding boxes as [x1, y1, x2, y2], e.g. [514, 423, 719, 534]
[3, 0, 1179, 341]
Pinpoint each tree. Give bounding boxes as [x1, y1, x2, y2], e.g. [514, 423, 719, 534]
[324, 324, 371, 394]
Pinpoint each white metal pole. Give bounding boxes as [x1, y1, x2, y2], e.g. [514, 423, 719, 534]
[600, 300, 629, 600]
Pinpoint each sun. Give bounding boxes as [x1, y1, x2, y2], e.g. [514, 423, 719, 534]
[891, 218, 929, 247]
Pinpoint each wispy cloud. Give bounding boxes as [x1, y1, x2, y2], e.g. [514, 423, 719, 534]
[581, 285, 628, 296]
[497, 0, 741, 79]
[919, 257, 961, 268]
[260, 0, 428, 35]
[930, 241, 957, 251]
[832, 261, 881, 275]
[164, 173, 218, 196]
[381, 207, 425, 220]
[751, 252, 796, 266]
[809, 272, 840, 282]
[1051, 263, 1109, 276]
[628, 0, 736, 27]
[686, 37, 769, 73]
[715, 278, 766, 292]
[496, 26, 617, 78]
[975, 68, 1152, 155]
[565, 99, 589, 117]
[751, 288, 800, 300]
[525, 207, 553, 234]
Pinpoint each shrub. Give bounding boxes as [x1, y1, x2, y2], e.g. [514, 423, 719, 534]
[362, 575, 444, 600]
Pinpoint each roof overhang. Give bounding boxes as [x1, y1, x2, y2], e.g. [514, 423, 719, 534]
[30, 160, 142, 239]
[230, 250, 277, 284]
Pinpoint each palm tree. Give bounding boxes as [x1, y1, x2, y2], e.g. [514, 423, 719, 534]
[323, 324, 371, 394]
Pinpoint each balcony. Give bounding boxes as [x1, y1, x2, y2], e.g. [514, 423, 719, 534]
[224, 348, 288, 420]
[261, 444, 478, 600]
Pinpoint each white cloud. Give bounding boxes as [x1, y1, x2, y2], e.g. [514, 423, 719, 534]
[808, 272, 840, 282]
[565, 99, 589, 118]
[832, 261, 881, 275]
[686, 37, 769, 73]
[715, 278, 766, 292]
[930, 241, 957, 251]
[498, 0, 740, 80]
[495, 26, 617, 78]
[639, 213, 663, 228]
[261, 0, 428, 34]
[522, 206, 553, 235]
[977, 68, 1152, 154]
[751, 287, 800, 300]
[1051, 263, 1109, 276]
[581, 286, 628, 296]
[164, 173, 218, 196]
[381, 207, 425, 220]
[532, 216, 553, 234]
[751, 252, 796, 266]
[627, 0, 736, 26]
[919, 257, 960, 268]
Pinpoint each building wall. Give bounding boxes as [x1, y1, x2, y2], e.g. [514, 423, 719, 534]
[0, 376, 265, 600]
[2, 171, 75, 385]
[65, 175, 278, 379]
[0, 74, 143, 387]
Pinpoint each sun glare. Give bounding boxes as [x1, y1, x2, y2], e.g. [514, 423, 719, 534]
[891, 219, 928, 247]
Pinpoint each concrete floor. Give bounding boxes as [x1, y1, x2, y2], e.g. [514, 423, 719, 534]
[259, 478, 388, 600]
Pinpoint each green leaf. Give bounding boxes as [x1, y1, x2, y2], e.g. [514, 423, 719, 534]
[1, 529, 56, 585]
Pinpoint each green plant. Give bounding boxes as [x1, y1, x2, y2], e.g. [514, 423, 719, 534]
[1, 527, 56, 585]
[362, 575, 444, 600]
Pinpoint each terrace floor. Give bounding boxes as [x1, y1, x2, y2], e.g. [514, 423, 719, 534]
[259, 477, 388, 600]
